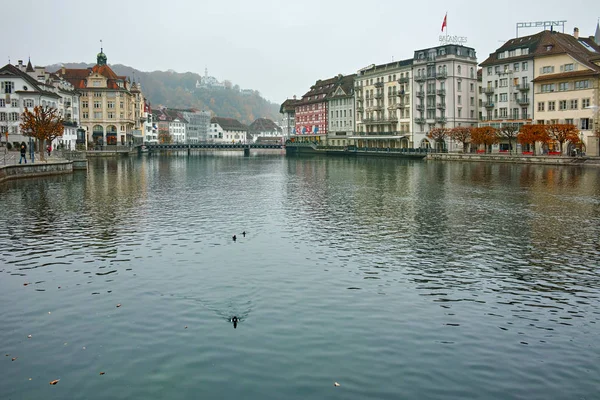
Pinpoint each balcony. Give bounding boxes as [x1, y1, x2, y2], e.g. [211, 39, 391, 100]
[426, 73, 437, 80]
[415, 117, 426, 125]
[484, 101, 495, 109]
[437, 89, 446, 96]
[356, 97, 363, 104]
[483, 86, 495, 95]
[415, 75, 426, 82]
[397, 102, 407, 109]
[427, 104, 437, 110]
[436, 117, 447, 124]
[436, 71, 447, 80]
[437, 103, 446, 110]
[517, 98, 530, 105]
[516, 83, 530, 91]
[416, 104, 425, 111]
[398, 77, 410, 84]
[416, 91, 425, 98]
[356, 106, 364, 112]
[374, 93, 383, 99]
[64, 102, 72, 108]
[374, 82, 384, 88]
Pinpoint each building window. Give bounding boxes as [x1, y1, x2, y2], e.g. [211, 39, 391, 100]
[11, 99, 18, 107]
[83, 112, 89, 119]
[0, 112, 5, 121]
[94, 101, 101, 108]
[499, 108, 508, 117]
[82, 101, 88, 108]
[470, 97, 474, 106]
[538, 102, 545, 112]
[457, 95, 462, 105]
[94, 92, 102, 97]
[499, 93, 508, 102]
[548, 101, 556, 111]
[570, 99, 578, 110]
[457, 81, 462, 91]
[559, 100, 567, 110]
[108, 101, 115, 109]
[0, 99, 5, 107]
[541, 84, 556, 93]
[522, 62, 528, 71]
[581, 118, 591, 130]
[563, 63, 574, 72]
[9, 112, 19, 121]
[487, 67, 492, 75]
[542, 66, 554, 74]
[513, 63, 520, 72]
[108, 112, 115, 119]
[575, 80, 589, 90]
[582, 98, 590, 108]
[558, 82, 569, 91]
[24, 99, 34, 108]
[1, 81, 14, 94]
[499, 78, 508, 87]
[94, 112, 102, 119]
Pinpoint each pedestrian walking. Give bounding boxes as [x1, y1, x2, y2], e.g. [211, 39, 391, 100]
[47, 144, 52, 157]
[19, 142, 27, 164]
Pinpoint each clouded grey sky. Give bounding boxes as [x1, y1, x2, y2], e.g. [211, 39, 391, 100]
[3, 0, 598, 103]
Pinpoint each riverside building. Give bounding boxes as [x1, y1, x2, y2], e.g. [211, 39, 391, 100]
[412, 44, 479, 151]
[57, 48, 145, 147]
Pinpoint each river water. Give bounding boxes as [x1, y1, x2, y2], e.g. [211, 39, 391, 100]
[1, 152, 599, 400]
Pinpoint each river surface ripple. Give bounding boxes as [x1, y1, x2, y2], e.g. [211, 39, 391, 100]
[1, 154, 599, 400]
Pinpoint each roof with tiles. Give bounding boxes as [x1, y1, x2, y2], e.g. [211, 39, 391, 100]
[211, 117, 248, 131]
[480, 29, 600, 69]
[296, 74, 356, 106]
[0, 63, 60, 98]
[248, 118, 281, 133]
[280, 98, 300, 113]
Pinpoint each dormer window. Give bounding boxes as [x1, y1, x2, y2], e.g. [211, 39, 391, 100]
[546, 45, 553, 51]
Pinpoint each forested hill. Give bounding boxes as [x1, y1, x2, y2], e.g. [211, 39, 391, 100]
[46, 63, 280, 124]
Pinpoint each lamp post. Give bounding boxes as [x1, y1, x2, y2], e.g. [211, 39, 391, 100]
[580, 132, 584, 157]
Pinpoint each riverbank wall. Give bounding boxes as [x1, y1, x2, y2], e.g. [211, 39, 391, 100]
[0, 160, 78, 183]
[427, 153, 600, 166]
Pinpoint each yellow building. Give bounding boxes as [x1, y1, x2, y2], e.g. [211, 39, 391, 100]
[57, 48, 145, 147]
[532, 28, 600, 156]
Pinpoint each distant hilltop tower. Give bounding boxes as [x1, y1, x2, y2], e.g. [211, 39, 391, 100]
[196, 67, 225, 89]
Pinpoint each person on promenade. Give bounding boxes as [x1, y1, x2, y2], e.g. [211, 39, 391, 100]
[19, 142, 27, 164]
[47, 144, 52, 157]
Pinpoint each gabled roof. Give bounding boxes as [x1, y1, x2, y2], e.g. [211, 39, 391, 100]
[58, 63, 130, 91]
[480, 30, 600, 69]
[280, 98, 299, 113]
[0, 63, 60, 98]
[297, 73, 356, 106]
[211, 117, 248, 131]
[532, 69, 600, 82]
[248, 118, 281, 133]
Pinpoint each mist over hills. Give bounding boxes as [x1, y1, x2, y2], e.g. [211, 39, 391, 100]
[46, 63, 280, 125]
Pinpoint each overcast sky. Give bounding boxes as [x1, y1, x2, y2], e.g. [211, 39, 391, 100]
[2, 0, 598, 103]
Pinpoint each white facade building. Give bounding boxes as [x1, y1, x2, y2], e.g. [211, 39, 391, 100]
[0, 62, 62, 147]
[412, 45, 479, 151]
[209, 117, 247, 143]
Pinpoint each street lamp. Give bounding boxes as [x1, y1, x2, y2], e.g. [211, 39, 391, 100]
[580, 132, 584, 156]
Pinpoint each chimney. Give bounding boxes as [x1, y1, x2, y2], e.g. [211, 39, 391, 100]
[18, 60, 23, 67]
[574, 27, 580, 39]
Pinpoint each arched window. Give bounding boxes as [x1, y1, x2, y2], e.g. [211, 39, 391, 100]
[457, 65, 462, 75]
[470, 67, 474, 78]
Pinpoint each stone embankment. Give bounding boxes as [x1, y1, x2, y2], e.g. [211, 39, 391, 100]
[427, 153, 600, 166]
[0, 150, 88, 183]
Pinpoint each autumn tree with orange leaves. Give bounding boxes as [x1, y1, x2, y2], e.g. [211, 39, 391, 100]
[517, 124, 549, 154]
[471, 126, 499, 153]
[545, 124, 580, 154]
[20, 106, 64, 161]
[449, 126, 472, 153]
[427, 127, 450, 152]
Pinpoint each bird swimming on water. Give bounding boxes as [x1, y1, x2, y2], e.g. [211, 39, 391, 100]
[232, 316, 238, 329]
[232, 235, 236, 241]
[242, 231, 246, 237]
